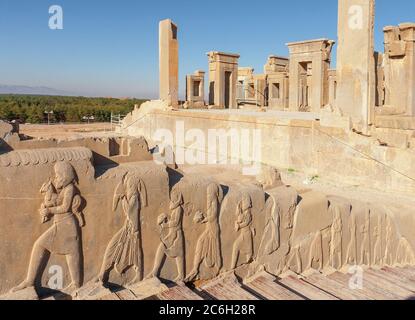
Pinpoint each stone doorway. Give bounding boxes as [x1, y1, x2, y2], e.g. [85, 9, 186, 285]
[224, 71, 232, 108]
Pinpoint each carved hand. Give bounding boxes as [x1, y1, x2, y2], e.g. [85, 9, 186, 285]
[194, 211, 204, 224]
[157, 213, 167, 225]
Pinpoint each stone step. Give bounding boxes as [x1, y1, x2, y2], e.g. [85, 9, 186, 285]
[303, 271, 374, 300]
[97, 293, 121, 300]
[360, 270, 414, 299]
[199, 273, 259, 300]
[127, 277, 169, 300]
[376, 268, 415, 292]
[114, 288, 139, 300]
[158, 284, 204, 300]
[390, 267, 415, 280]
[244, 271, 304, 300]
[277, 275, 338, 300]
[327, 272, 401, 300]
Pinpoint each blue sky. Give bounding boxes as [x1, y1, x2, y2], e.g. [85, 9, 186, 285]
[0, 0, 414, 98]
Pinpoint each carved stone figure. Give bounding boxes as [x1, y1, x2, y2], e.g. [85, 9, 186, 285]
[95, 173, 147, 285]
[287, 245, 302, 274]
[146, 188, 185, 282]
[345, 213, 357, 265]
[256, 166, 282, 258]
[231, 193, 255, 269]
[360, 210, 371, 266]
[372, 215, 382, 265]
[383, 216, 394, 265]
[396, 237, 415, 265]
[12, 161, 84, 295]
[307, 231, 323, 270]
[186, 183, 223, 281]
[330, 207, 343, 269]
[257, 196, 280, 258]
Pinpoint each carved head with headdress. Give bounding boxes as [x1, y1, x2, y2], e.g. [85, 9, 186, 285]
[237, 193, 253, 216]
[170, 187, 184, 210]
[54, 161, 77, 190]
[113, 172, 148, 211]
[207, 183, 224, 203]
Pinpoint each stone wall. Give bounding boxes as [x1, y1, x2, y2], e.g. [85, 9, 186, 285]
[122, 104, 415, 196]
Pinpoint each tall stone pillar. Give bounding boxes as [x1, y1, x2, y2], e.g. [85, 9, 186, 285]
[159, 19, 179, 107]
[336, 0, 375, 130]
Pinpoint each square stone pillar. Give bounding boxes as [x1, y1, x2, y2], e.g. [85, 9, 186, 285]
[159, 19, 179, 107]
[336, 0, 375, 130]
[207, 51, 240, 109]
[383, 23, 415, 116]
[287, 39, 335, 113]
[185, 70, 206, 108]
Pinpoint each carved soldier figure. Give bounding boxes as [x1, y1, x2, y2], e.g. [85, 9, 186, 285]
[95, 173, 147, 285]
[12, 161, 84, 295]
[146, 188, 185, 282]
[187, 183, 223, 281]
[231, 193, 255, 269]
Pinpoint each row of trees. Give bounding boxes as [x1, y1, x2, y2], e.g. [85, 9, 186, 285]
[0, 95, 147, 124]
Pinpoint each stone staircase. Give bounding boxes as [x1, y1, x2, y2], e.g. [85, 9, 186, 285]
[61, 266, 415, 301]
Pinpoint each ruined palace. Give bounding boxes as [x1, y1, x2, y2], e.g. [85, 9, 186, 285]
[1, 0, 415, 301]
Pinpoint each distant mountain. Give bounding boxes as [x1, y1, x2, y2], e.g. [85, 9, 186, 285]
[0, 85, 78, 96]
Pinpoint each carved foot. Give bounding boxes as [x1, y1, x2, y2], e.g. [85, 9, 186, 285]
[128, 274, 143, 286]
[185, 271, 198, 283]
[173, 275, 185, 285]
[143, 273, 157, 281]
[10, 280, 33, 293]
[61, 282, 80, 297]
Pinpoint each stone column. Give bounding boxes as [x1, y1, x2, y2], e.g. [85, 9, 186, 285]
[159, 19, 179, 108]
[336, 0, 375, 130]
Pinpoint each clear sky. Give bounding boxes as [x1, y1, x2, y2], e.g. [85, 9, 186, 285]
[1, 0, 414, 98]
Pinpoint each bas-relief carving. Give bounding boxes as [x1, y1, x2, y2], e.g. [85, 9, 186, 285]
[345, 213, 357, 265]
[307, 231, 323, 270]
[360, 210, 371, 266]
[11, 161, 84, 296]
[186, 183, 223, 282]
[147, 187, 185, 282]
[329, 206, 343, 269]
[372, 215, 383, 266]
[96, 173, 147, 285]
[4, 155, 415, 297]
[231, 193, 255, 269]
[383, 216, 394, 265]
[257, 196, 280, 258]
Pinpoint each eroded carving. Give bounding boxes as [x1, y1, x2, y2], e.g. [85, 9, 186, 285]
[345, 212, 357, 265]
[186, 183, 223, 281]
[95, 173, 147, 285]
[12, 161, 84, 295]
[330, 206, 343, 269]
[147, 187, 185, 282]
[231, 193, 255, 269]
[257, 196, 280, 257]
[359, 210, 371, 266]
